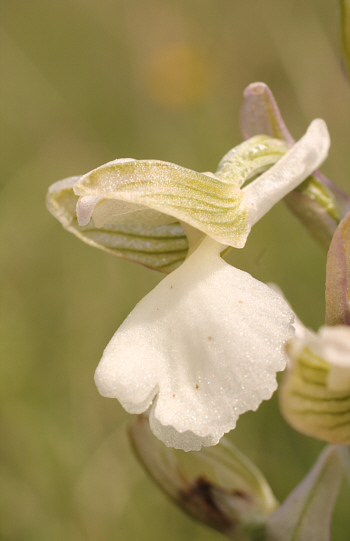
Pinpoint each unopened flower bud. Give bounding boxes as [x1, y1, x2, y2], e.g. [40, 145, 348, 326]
[129, 414, 277, 540]
[280, 325, 350, 444]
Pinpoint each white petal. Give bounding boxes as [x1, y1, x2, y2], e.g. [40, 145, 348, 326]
[244, 119, 330, 223]
[95, 238, 295, 451]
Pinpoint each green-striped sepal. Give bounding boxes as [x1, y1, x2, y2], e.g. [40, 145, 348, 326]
[46, 135, 288, 272]
[280, 325, 350, 444]
[47, 176, 188, 273]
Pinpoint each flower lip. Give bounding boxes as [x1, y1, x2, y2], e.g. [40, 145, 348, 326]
[94, 237, 295, 451]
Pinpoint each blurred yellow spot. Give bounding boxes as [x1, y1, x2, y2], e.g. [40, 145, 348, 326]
[145, 43, 211, 109]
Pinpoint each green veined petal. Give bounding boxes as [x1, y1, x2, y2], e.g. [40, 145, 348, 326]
[280, 342, 350, 444]
[46, 177, 188, 273]
[216, 135, 288, 186]
[74, 159, 252, 248]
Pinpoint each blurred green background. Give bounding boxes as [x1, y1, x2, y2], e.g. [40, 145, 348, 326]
[1, 1, 349, 540]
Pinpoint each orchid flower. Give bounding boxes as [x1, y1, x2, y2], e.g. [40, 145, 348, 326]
[280, 212, 350, 445]
[47, 119, 330, 451]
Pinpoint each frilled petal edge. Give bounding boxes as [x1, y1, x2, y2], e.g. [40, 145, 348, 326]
[95, 238, 294, 451]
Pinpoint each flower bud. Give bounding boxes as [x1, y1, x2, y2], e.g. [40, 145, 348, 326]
[280, 325, 350, 444]
[129, 414, 277, 540]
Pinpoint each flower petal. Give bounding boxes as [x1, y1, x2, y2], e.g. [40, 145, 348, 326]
[244, 119, 330, 223]
[95, 238, 294, 451]
[215, 135, 288, 186]
[240, 82, 350, 245]
[240, 82, 294, 145]
[283, 188, 338, 250]
[74, 159, 252, 248]
[46, 176, 188, 272]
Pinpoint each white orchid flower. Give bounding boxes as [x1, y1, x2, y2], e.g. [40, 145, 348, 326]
[47, 119, 330, 451]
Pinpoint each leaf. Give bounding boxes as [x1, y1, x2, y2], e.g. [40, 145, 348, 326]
[266, 446, 344, 541]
